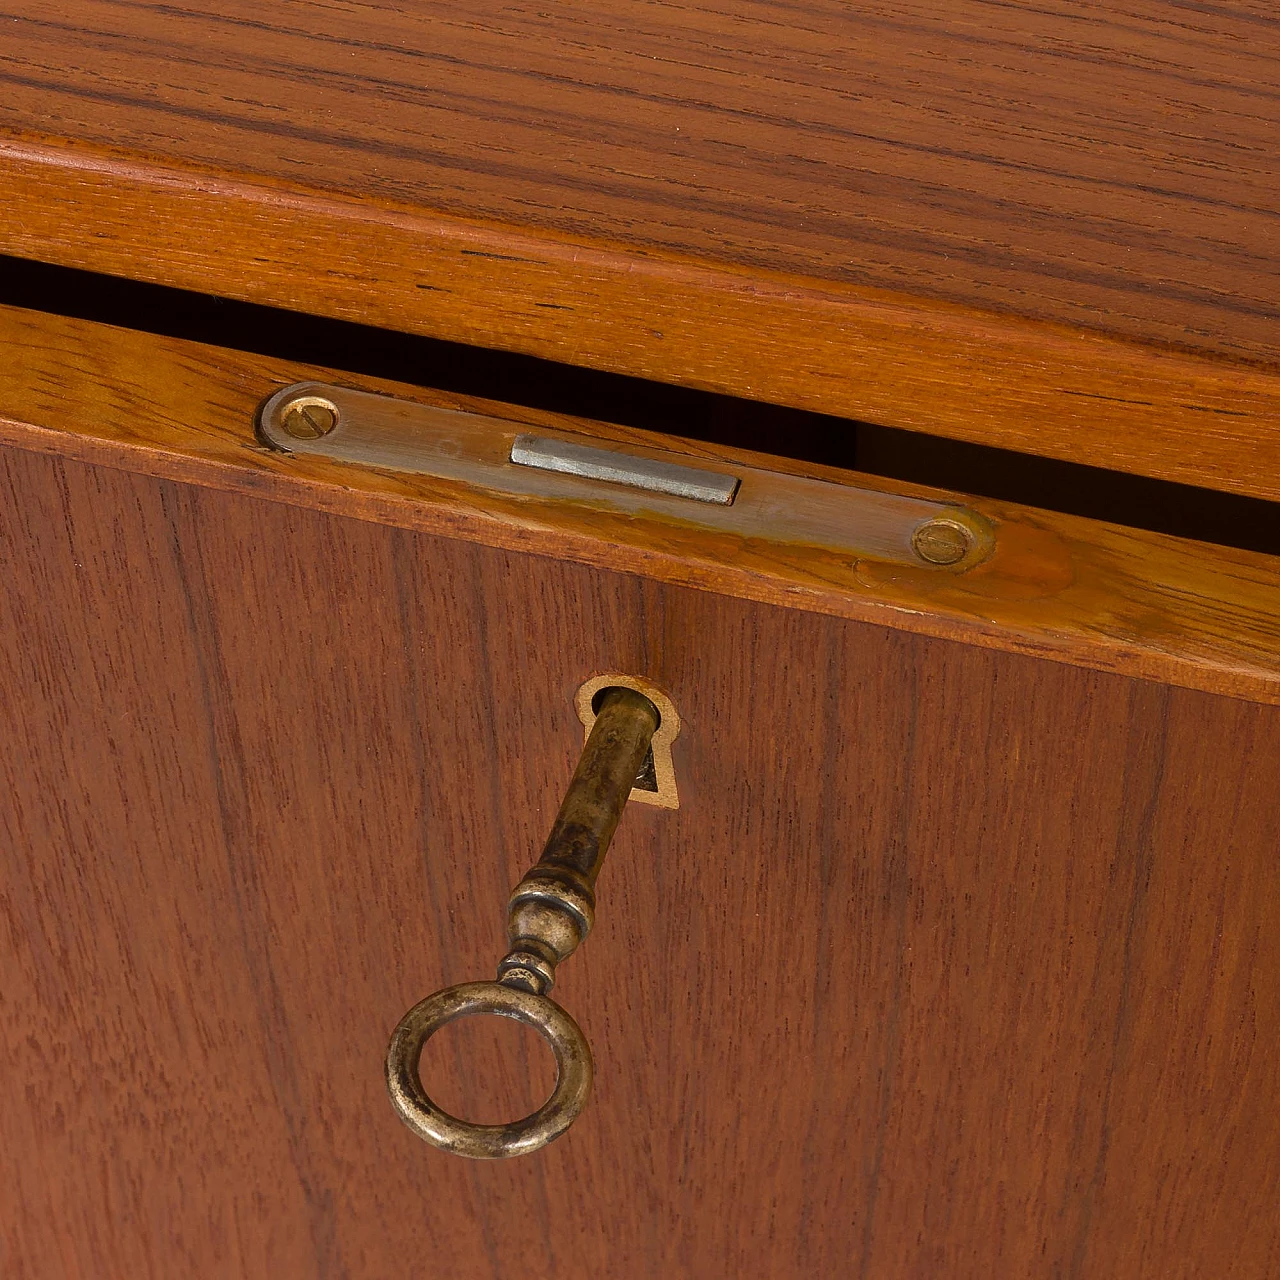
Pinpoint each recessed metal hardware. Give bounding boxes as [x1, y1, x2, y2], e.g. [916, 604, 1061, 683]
[386, 686, 662, 1159]
[511, 433, 740, 504]
[911, 517, 974, 566]
[259, 382, 996, 571]
[279, 395, 339, 440]
[577, 673, 680, 808]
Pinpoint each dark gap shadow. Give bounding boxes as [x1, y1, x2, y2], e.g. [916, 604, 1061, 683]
[2, 254, 1276, 555]
[855, 426, 1280, 557]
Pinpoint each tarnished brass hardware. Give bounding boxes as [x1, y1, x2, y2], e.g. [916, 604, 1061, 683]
[385, 983, 592, 1159]
[576, 673, 681, 808]
[258, 382, 996, 571]
[279, 394, 339, 439]
[911, 516, 974, 566]
[385, 686, 661, 1159]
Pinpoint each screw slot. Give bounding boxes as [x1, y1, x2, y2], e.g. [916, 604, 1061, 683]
[911, 518, 973, 566]
[279, 396, 339, 440]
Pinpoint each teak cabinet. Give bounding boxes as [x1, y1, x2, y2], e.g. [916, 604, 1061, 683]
[2, 3, 1279, 1277]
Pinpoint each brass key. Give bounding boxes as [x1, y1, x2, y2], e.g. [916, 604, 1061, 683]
[385, 686, 661, 1158]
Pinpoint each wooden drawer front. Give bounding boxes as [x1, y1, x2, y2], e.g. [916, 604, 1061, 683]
[2, 306, 1279, 1277]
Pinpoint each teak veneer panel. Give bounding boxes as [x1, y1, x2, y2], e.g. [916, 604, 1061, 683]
[2, 441, 1278, 1278]
[3, 0, 1280, 500]
[2, 302, 1279, 705]
[2, 0, 1275, 358]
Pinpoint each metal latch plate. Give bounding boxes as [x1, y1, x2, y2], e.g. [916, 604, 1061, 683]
[258, 383, 995, 571]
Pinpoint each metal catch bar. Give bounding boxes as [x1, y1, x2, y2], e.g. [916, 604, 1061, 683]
[258, 382, 996, 571]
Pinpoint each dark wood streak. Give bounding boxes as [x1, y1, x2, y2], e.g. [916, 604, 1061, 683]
[157, 481, 340, 1276]
[388, 532, 506, 1279]
[854, 631, 921, 1279]
[1066, 682, 1170, 1277]
[466, 542, 564, 1271]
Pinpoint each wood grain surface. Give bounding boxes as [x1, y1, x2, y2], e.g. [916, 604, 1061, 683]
[3, 301, 1280, 706]
[2, 440, 1278, 1278]
[2, 1, 1280, 498]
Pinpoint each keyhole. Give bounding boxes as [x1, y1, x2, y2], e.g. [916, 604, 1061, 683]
[578, 675, 680, 808]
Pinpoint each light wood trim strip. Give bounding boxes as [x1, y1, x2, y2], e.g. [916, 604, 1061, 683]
[1, 302, 1278, 705]
[3, 137, 1280, 504]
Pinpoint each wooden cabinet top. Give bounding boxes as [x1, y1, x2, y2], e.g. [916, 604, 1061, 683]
[3, 1, 1279, 498]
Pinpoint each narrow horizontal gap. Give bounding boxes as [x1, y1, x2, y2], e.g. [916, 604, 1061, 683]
[855, 426, 1280, 558]
[2, 254, 1276, 556]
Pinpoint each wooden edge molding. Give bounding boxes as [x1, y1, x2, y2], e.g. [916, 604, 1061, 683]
[3, 134, 1280, 503]
[1, 302, 1278, 706]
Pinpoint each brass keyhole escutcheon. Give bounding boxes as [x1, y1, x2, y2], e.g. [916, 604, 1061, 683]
[576, 673, 681, 808]
[911, 516, 975, 566]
